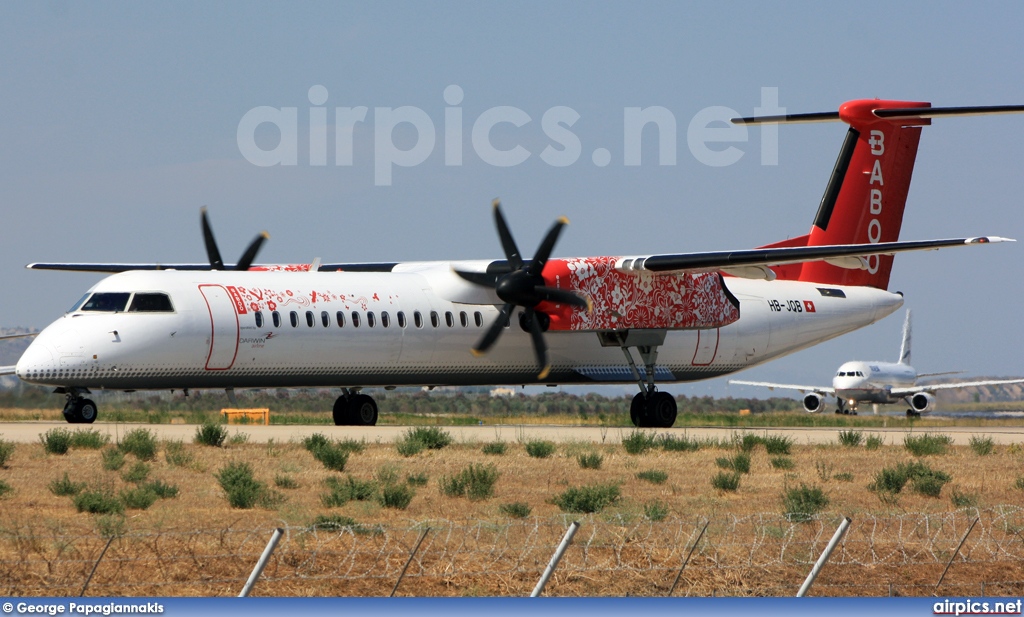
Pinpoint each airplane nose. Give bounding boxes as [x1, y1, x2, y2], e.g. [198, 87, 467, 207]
[15, 339, 56, 380]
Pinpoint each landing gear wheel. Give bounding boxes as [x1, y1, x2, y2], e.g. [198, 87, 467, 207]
[348, 394, 378, 426]
[906, 409, 920, 418]
[63, 399, 82, 424]
[332, 396, 348, 426]
[629, 393, 646, 427]
[78, 399, 97, 424]
[647, 392, 677, 428]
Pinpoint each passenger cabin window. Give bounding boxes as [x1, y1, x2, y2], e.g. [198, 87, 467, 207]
[336, 311, 345, 327]
[430, 311, 439, 328]
[397, 311, 406, 328]
[272, 311, 281, 328]
[321, 311, 330, 327]
[127, 293, 174, 312]
[414, 311, 423, 328]
[367, 312, 376, 328]
[81, 292, 131, 312]
[381, 311, 390, 328]
[459, 311, 468, 327]
[445, 311, 454, 327]
[290, 311, 298, 327]
[305, 311, 314, 327]
[255, 312, 264, 328]
[351, 311, 360, 327]
[474, 311, 482, 327]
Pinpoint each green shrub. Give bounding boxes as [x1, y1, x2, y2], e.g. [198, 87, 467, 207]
[659, 434, 700, 452]
[644, 501, 669, 521]
[870, 466, 910, 495]
[969, 436, 994, 456]
[378, 483, 414, 509]
[311, 514, 359, 530]
[834, 472, 854, 482]
[770, 456, 794, 470]
[622, 431, 657, 455]
[636, 470, 668, 484]
[142, 480, 178, 499]
[164, 440, 194, 467]
[870, 460, 949, 498]
[0, 440, 15, 467]
[320, 478, 350, 508]
[120, 428, 157, 461]
[311, 443, 350, 471]
[70, 429, 109, 449]
[440, 464, 499, 501]
[711, 472, 740, 491]
[49, 472, 86, 496]
[735, 433, 760, 453]
[551, 484, 620, 513]
[406, 473, 429, 487]
[865, 435, 884, 450]
[336, 438, 365, 454]
[275, 475, 299, 489]
[815, 460, 833, 482]
[228, 432, 249, 445]
[1015, 476, 1024, 491]
[716, 452, 751, 474]
[762, 435, 793, 455]
[346, 476, 378, 501]
[101, 447, 126, 471]
[121, 461, 151, 484]
[0, 480, 11, 499]
[405, 427, 453, 450]
[783, 484, 829, 522]
[525, 440, 556, 458]
[74, 488, 124, 515]
[120, 487, 158, 510]
[95, 514, 126, 538]
[904, 433, 952, 456]
[302, 433, 330, 452]
[951, 487, 977, 508]
[439, 474, 467, 498]
[577, 452, 603, 469]
[216, 462, 280, 509]
[499, 502, 531, 518]
[375, 465, 400, 486]
[837, 430, 863, 447]
[482, 441, 507, 455]
[194, 422, 228, 447]
[40, 428, 72, 455]
[395, 437, 425, 457]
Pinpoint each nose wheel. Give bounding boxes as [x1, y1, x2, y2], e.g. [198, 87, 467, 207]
[63, 395, 97, 424]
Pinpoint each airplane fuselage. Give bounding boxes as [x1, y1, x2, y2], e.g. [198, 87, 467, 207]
[832, 360, 917, 405]
[16, 263, 903, 391]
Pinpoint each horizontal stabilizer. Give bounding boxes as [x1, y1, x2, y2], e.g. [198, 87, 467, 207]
[729, 380, 835, 396]
[733, 104, 1024, 125]
[892, 377, 1024, 396]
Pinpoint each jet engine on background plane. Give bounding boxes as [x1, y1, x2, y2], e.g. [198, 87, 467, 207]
[803, 392, 824, 413]
[911, 392, 936, 414]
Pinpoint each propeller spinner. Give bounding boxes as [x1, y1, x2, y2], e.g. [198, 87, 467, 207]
[454, 200, 591, 379]
[200, 207, 269, 271]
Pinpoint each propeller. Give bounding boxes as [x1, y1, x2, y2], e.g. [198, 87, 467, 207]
[454, 200, 591, 379]
[200, 207, 269, 271]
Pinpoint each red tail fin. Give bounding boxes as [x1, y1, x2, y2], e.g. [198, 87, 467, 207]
[761, 99, 932, 289]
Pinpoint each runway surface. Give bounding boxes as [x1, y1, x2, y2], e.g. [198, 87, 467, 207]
[2, 422, 1024, 445]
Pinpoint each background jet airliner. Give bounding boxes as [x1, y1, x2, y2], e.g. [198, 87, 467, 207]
[4, 99, 1022, 427]
[730, 310, 1024, 416]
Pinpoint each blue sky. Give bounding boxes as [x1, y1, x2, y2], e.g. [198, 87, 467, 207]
[1, 2, 1022, 395]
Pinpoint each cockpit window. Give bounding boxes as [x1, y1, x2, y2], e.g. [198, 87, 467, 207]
[127, 293, 174, 313]
[68, 293, 90, 313]
[80, 292, 131, 312]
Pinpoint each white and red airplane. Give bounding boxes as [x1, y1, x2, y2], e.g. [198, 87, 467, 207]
[3, 99, 1022, 427]
[730, 309, 1024, 416]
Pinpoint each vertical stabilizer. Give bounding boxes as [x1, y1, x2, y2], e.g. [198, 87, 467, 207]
[897, 309, 912, 365]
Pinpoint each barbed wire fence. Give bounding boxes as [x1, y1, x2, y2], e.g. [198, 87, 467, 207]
[2, 507, 1023, 597]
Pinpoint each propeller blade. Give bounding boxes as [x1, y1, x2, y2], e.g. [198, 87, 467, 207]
[527, 216, 568, 275]
[200, 207, 225, 270]
[235, 231, 270, 271]
[535, 286, 591, 311]
[525, 308, 550, 379]
[492, 199, 523, 270]
[472, 303, 514, 356]
[453, 269, 498, 288]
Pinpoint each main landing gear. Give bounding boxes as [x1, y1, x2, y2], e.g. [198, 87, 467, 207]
[611, 331, 677, 428]
[333, 389, 379, 426]
[62, 391, 97, 424]
[833, 400, 858, 416]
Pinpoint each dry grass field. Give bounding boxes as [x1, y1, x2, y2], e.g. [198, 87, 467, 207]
[1, 423, 1023, 597]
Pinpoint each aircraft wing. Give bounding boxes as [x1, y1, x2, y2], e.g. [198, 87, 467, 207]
[729, 380, 835, 395]
[0, 366, 16, 376]
[891, 377, 1024, 396]
[0, 332, 38, 340]
[25, 237, 1012, 276]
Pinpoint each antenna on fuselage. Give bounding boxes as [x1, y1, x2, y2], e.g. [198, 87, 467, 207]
[897, 309, 912, 365]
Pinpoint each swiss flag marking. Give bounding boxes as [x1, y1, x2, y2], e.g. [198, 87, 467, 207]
[803, 300, 816, 313]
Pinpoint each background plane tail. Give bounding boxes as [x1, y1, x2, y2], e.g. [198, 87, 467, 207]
[897, 309, 912, 365]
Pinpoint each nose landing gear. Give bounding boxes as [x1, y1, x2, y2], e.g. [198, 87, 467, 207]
[63, 392, 97, 424]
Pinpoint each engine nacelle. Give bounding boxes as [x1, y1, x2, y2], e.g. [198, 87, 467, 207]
[803, 392, 824, 413]
[911, 392, 936, 413]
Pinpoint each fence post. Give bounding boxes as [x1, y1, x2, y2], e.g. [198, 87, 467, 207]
[796, 516, 851, 597]
[80, 535, 116, 597]
[530, 521, 580, 597]
[667, 519, 709, 597]
[935, 517, 979, 592]
[238, 527, 283, 597]
[390, 527, 431, 597]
